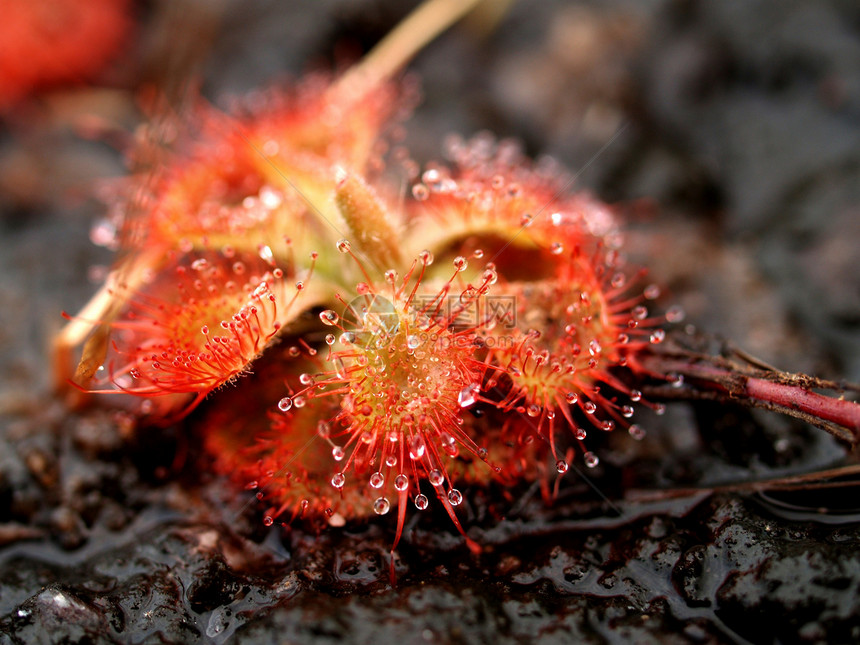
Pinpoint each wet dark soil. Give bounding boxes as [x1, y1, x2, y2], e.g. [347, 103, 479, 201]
[1, 1, 859, 643]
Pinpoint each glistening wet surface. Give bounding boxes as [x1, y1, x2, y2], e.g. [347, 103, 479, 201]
[0, 397, 857, 643]
[2, 0, 859, 642]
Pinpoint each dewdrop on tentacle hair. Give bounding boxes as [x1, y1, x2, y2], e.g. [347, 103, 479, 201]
[57, 0, 860, 573]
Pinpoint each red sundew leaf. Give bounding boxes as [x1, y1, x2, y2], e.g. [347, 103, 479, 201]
[112, 104, 318, 261]
[282, 262, 504, 545]
[79, 250, 308, 418]
[237, 75, 414, 245]
[103, 75, 412, 278]
[204, 388, 351, 531]
[243, 72, 412, 175]
[191, 238, 553, 545]
[198, 351, 392, 529]
[406, 134, 618, 264]
[478, 245, 669, 470]
[65, 75, 415, 403]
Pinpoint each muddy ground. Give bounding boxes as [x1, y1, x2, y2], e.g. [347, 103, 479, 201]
[1, 1, 859, 643]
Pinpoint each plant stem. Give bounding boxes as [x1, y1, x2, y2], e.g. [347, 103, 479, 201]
[637, 344, 860, 445]
[625, 463, 860, 502]
[335, 0, 488, 94]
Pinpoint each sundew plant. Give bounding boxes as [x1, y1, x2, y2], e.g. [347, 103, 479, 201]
[56, 0, 860, 571]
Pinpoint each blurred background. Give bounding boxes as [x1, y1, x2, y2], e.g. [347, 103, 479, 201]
[0, 0, 858, 642]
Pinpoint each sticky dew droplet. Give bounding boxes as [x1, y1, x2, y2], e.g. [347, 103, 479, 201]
[666, 305, 685, 323]
[394, 474, 409, 491]
[369, 472, 385, 489]
[628, 424, 646, 440]
[409, 436, 426, 459]
[320, 310, 339, 326]
[644, 284, 661, 300]
[373, 497, 391, 515]
[458, 383, 480, 408]
[317, 421, 331, 438]
[412, 184, 429, 200]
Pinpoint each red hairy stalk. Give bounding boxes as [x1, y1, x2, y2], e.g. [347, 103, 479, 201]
[638, 341, 860, 444]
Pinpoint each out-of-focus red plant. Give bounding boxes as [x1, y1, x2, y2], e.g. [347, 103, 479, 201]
[0, 0, 132, 109]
